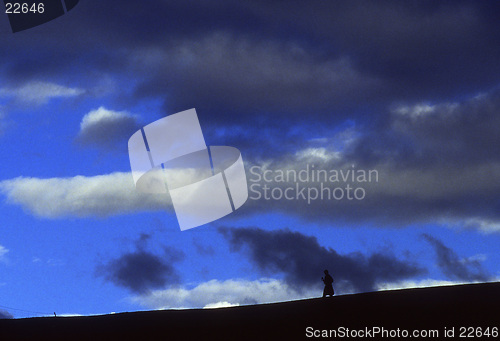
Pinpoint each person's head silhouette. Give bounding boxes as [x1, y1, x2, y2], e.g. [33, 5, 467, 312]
[324, 269, 329, 274]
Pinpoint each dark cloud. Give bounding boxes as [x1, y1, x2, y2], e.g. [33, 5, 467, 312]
[98, 235, 185, 293]
[99, 249, 181, 293]
[248, 0, 500, 99]
[239, 162, 500, 231]
[422, 234, 490, 282]
[1, 0, 499, 229]
[3, 1, 499, 123]
[235, 88, 500, 229]
[0, 309, 13, 319]
[219, 227, 424, 293]
[346, 88, 500, 167]
[131, 33, 381, 125]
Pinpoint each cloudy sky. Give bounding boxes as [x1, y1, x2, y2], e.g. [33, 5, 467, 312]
[0, 0, 499, 318]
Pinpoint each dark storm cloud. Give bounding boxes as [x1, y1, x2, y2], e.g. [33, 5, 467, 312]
[2, 1, 499, 123]
[346, 88, 500, 167]
[125, 0, 500, 119]
[98, 240, 185, 293]
[0, 1, 265, 85]
[248, 0, 500, 99]
[100, 250, 180, 293]
[235, 87, 500, 229]
[422, 234, 490, 282]
[241, 159, 500, 229]
[8, 0, 491, 165]
[219, 227, 424, 292]
[130, 33, 381, 125]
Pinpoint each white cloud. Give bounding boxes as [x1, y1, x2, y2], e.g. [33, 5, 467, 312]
[31, 257, 66, 266]
[131, 278, 318, 310]
[0, 81, 84, 105]
[79, 107, 135, 133]
[393, 103, 436, 118]
[0, 245, 8, 263]
[392, 102, 459, 120]
[463, 218, 500, 233]
[376, 278, 494, 291]
[295, 148, 341, 162]
[77, 107, 141, 149]
[132, 277, 492, 310]
[0, 172, 170, 218]
[203, 301, 239, 309]
[2, 121, 499, 230]
[0, 166, 247, 219]
[461, 254, 487, 263]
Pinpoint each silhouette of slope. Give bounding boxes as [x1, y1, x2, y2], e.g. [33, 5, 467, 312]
[1, 282, 499, 340]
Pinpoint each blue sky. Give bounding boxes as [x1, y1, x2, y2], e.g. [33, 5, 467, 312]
[1, 0, 500, 318]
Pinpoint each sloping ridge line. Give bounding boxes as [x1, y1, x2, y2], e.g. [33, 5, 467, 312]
[1, 282, 499, 340]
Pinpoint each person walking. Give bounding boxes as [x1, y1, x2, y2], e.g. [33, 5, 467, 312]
[322, 269, 334, 298]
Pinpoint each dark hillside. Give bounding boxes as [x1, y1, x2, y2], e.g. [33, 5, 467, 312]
[1, 282, 499, 340]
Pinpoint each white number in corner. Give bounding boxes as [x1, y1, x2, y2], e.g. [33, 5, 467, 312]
[5, 3, 46, 14]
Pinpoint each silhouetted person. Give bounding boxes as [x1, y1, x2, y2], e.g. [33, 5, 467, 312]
[322, 270, 334, 297]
